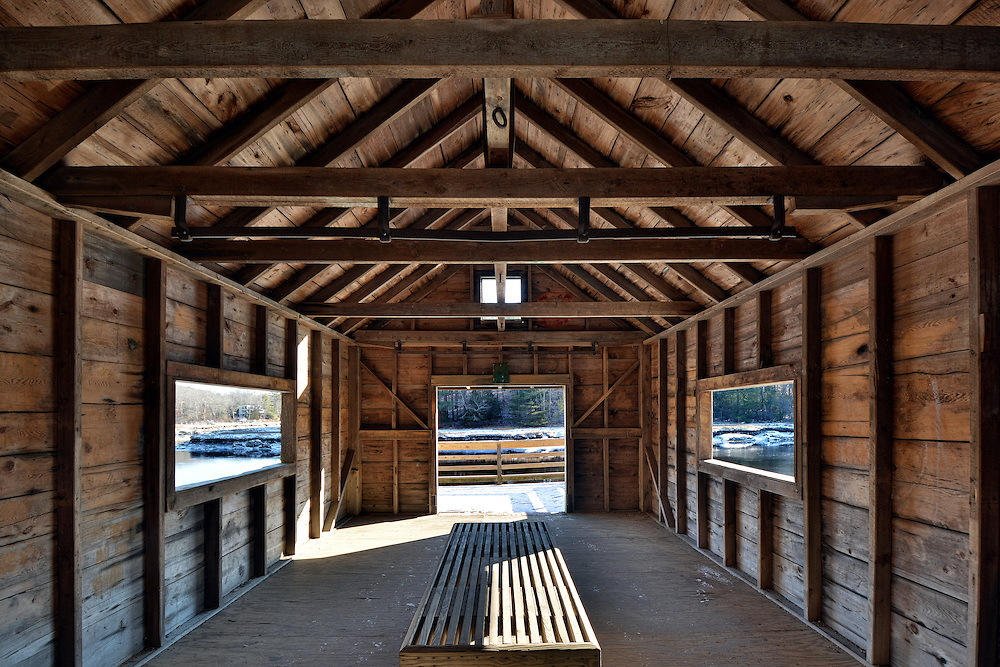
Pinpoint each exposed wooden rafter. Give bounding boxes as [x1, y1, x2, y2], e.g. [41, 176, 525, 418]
[193, 78, 445, 231]
[0, 0, 444, 182]
[0, 0, 269, 181]
[730, 0, 985, 179]
[5, 20, 1000, 81]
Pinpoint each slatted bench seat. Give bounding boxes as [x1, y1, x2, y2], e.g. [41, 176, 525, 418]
[400, 521, 601, 667]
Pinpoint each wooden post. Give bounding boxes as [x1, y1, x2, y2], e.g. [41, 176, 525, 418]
[324, 339, 341, 531]
[757, 489, 773, 590]
[969, 186, 1000, 666]
[602, 346, 610, 512]
[55, 219, 83, 667]
[204, 498, 222, 609]
[756, 289, 774, 591]
[347, 344, 361, 516]
[392, 351, 399, 514]
[429, 349, 437, 515]
[723, 479, 737, 567]
[143, 258, 167, 648]
[802, 267, 823, 622]
[674, 331, 688, 535]
[756, 290, 773, 369]
[695, 319, 709, 549]
[721, 308, 736, 563]
[639, 344, 651, 513]
[250, 484, 266, 578]
[496, 440, 503, 485]
[283, 318, 298, 554]
[722, 307, 735, 375]
[254, 304, 269, 375]
[565, 349, 575, 513]
[309, 330, 323, 539]
[697, 472, 710, 549]
[206, 283, 224, 368]
[283, 476, 296, 556]
[657, 340, 675, 529]
[867, 235, 894, 664]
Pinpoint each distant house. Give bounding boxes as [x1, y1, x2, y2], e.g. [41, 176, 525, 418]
[234, 405, 259, 421]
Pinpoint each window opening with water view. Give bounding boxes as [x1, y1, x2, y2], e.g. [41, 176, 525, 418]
[173, 381, 284, 489]
[710, 380, 796, 479]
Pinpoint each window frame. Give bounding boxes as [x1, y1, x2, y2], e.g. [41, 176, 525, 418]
[696, 365, 801, 499]
[473, 269, 528, 329]
[166, 361, 297, 510]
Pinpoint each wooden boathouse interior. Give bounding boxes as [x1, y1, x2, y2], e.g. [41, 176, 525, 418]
[3, 0, 1000, 665]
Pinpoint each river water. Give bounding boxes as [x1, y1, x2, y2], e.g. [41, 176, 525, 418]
[711, 422, 795, 478]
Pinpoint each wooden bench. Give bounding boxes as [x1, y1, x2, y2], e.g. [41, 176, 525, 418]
[400, 521, 601, 666]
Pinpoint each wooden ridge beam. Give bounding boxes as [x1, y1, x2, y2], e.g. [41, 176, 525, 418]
[5, 20, 1000, 81]
[731, 0, 984, 179]
[183, 236, 815, 264]
[302, 301, 700, 319]
[42, 165, 944, 207]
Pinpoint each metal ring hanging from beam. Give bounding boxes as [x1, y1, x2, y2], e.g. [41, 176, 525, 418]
[492, 106, 508, 128]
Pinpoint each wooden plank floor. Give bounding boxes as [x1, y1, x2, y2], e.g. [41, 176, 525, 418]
[145, 513, 861, 666]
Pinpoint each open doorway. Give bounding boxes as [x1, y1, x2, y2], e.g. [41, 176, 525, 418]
[434, 384, 567, 514]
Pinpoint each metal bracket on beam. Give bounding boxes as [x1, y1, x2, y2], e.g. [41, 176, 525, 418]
[578, 196, 590, 243]
[770, 195, 786, 241]
[378, 196, 391, 244]
[172, 194, 191, 242]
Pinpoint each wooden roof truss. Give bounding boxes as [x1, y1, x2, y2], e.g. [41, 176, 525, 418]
[1, 0, 998, 336]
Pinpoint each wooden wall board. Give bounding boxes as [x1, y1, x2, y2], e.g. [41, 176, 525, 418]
[0, 193, 57, 664]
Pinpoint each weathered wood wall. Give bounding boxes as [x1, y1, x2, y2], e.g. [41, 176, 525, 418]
[0, 197, 343, 666]
[653, 197, 973, 666]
